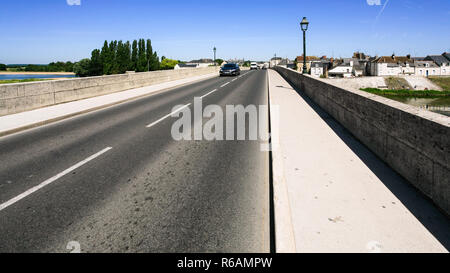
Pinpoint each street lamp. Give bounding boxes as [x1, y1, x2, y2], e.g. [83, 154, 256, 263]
[300, 17, 309, 74]
[213, 47, 217, 66]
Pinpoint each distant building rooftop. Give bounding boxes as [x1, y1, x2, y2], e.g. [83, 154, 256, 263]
[296, 56, 319, 62]
[443, 52, 450, 61]
[374, 55, 413, 64]
[415, 60, 439, 68]
[424, 55, 450, 66]
[278, 59, 293, 66]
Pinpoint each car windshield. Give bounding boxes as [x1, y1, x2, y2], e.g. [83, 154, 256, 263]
[224, 64, 237, 68]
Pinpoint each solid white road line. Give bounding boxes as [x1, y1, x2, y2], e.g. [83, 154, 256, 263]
[220, 82, 230, 88]
[200, 89, 218, 99]
[146, 103, 191, 128]
[0, 147, 112, 212]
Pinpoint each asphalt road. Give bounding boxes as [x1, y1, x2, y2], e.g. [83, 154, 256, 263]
[0, 70, 270, 253]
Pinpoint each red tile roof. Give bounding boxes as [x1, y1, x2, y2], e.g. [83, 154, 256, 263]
[375, 56, 413, 64]
[296, 56, 319, 62]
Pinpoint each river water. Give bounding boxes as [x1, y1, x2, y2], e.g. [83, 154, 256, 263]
[384, 96, 450, 117]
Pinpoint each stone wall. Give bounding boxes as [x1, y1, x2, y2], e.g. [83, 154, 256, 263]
[0, 67, 218, 116]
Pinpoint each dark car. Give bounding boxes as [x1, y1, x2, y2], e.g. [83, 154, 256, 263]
[220, 63, 241, 76]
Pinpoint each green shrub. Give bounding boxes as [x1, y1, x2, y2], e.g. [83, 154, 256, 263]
[73, 59, 92, 77]
[159, 58, 179, 70]
[360, 88, 450, 97]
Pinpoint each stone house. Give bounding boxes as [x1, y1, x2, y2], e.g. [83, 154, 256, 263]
[424, 54, 450, 76]
[295, 55, 319, 73]
[328, 62, 353, 78]
[368, 54, 415, 76]
[310, 60, 332, 77]
[328, 58, 365, 78]
[414, 60, 440, 77]
[270, 57, 283, 68]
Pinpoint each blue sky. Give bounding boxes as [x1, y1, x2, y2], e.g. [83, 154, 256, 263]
[1, 0, 449, 64]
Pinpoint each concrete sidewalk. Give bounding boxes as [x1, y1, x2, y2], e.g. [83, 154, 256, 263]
[268, 69, 450, 253]
[0, 72, 217, 137]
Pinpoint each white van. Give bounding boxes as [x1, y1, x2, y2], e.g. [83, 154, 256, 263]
[250, 62, 258, 70]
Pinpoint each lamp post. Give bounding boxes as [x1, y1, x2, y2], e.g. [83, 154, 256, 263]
[300, 17, 309, 74]
[213, 47, 217, 66]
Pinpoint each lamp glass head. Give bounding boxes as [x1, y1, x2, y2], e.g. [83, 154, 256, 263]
[300, 17, 309, 31]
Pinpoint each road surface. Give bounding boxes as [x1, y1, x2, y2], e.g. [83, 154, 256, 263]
[0, 70, 270, 253]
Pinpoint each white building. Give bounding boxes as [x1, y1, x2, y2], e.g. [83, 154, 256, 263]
[328, 59, 364, 78]
[369, 55, 414, 76]
[329, 64, 353, 78]
[414, 61, 440, 77]
[424, 54, 450, 76]
[310, 62, 323, 77]
[310, 60, 332, 77]
[270, 57, 283, 68]
[401, 63, 415, 75]
[277, 59, 295, 69]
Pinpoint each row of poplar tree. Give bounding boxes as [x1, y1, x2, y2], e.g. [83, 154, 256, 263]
[75, 39, 160, 77]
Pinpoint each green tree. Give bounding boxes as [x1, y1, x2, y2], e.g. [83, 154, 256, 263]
[160, 58, 178, 70]
[130, 40, 138, 71]
[116, 41, 131, 74]
[21, 62, 75, 72]
[64, 61, 74, 72]
[25, 65, 39, 72]
[124, 41, 131, 71]
[215, 59, 224, 66]
[293, 58, 298, 71]
[151, 52, 160, 71]
[146, 39, 153, 71]
[137, 39, 147, 72]
[100, 41, 112, 75]
[76, 38, 159, 75]
[109, 40, 120, 75]
[73, 59, 92, 77]
[0, 64, 6, 71]
[89, 49, 103, 76]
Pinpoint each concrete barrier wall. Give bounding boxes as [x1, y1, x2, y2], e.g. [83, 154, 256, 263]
[0, 67, 218, 116]
[274, 66, 450, 215]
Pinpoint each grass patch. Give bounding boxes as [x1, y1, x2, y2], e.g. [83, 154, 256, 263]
[360, 88, 450, 97]
[428, 76, 450, 91]
[0, 78, 53, 84]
